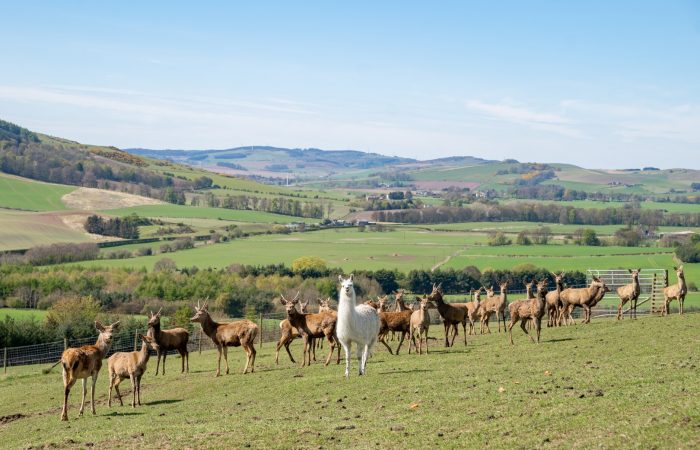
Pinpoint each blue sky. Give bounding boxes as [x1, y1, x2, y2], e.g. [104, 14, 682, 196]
[1, 1, 699, 168]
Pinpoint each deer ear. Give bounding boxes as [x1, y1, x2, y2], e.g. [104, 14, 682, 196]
[637, 268, 641, 273]
[111, 320, 120, 329]
[628, 268, 632, 273]
[95, 321, 105, 332]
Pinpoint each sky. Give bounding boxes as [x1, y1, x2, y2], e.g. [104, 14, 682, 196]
[1, 1, 699, 169]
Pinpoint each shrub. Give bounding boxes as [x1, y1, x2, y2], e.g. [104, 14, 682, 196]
[154, 258, 177, 272]
[488, 232, 512, 246]
[25, 243, 99, 265]
[46, 296, 101, 339]
[135, 247, 153, 256]
[515, 231, 532, 245]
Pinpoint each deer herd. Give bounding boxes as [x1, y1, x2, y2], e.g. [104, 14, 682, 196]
[59, 266, 689, 420]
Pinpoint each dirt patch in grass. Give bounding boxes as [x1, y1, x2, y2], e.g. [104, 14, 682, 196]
[62, 187, 164, 210]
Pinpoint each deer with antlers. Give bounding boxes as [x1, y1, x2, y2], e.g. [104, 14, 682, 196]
[190, 300, 257, 376]
[275, 298, 310, 364]
[147, 308, 190, 375]
[280, 292, 340, 367]
[60, 320, 120, 421]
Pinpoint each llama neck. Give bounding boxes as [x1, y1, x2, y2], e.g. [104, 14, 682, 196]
[338, 291, 357, 319]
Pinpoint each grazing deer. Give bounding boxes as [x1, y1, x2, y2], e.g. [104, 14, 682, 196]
[663, 266, 687, 316]
[280, 293, 340, 367]
[336, 274, 380, 377]
[429, 283, 469, 347]
[507, 280, 548, 344]
[545, 273, 565, 327]
[408, 296, 437, 355]
[60, 320, 120, 421]
[616, 269, 641, 320]
[275, 298, 310, 364]
[190, 301, 257, 376]
[108, 334, 159, 408]
[147, 308, 190, 375]
[377, 300, 414, 355]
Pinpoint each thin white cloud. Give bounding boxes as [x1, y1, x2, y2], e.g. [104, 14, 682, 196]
[464, 99, 583, 138]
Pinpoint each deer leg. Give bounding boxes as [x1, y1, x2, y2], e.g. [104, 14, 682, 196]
[61, 368, 75, 421]
[425, 329, 430, 354]
[395, 331, 406, 355]
[323, 332, 335, 366]
[242, 343, 251, 374]
[91, 372, 97, 414]
[130, 374, 137, 408]
[78, 378, 87, 417]
[535, 318, 542, 343]
[520, 318, 534, 343]
[443, 322, 450, 347]
[180, 349, 186, 373]
[311, 337, 317, 361]
[215, 346, 222, 377]
[450, 324, 458, 347]
[680, 296, 684, 315]
[508, 319, 516, 345]
[114, 377, 124, 406]
[379, 332, 394, 355]
[138, 374, 143, 406]
[250, 341, 256, 373]
[275, 335, 286, 365]
[583, 305, 591, 324]
[222, 346, 230, 374]
[462, 321, 467, 346]
[154, 352, 160, 376]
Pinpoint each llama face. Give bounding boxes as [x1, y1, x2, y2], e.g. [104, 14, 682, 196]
[339, 275, 354, 295]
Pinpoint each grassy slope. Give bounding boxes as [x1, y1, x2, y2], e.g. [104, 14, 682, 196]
[1, 314, 699, 449]
[101, 204, 310, 223]
[0, 210, 91, 251]
[0, 174, 75, 211]
[0, 308, 48, 321]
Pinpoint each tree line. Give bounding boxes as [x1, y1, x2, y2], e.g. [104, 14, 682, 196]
[372, 203, 700, 227]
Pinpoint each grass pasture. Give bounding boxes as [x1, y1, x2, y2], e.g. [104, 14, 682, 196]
[103, 204, 309, 224]
[0, 210, 91, 251]
[0, 308, 48, 321]
[0, 174, 75, 211]
[1, 314, 699, 448]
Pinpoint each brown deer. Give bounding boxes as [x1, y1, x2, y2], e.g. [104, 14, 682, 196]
[279, 293, 339, 367]
[507, 280, 548, 344]
[479, 282, 509, 333]
[663, 266, 687, 316]
[394, 290, 411, 311]
[275, 298, 310, 364]
[545, 273, 565, 327]
[429, 283, 469, 347]
[377, 300, 414, 355]
[108, 334, 159, 408]
[190, 301, 257, 376]
[408, 296, 437, 355]
[559, 277, 607, 325]
[60, 320, 120, 421]
[616, 269, 641, 320]
[463, 288, 482, 335]
[147, 308, 190, 375]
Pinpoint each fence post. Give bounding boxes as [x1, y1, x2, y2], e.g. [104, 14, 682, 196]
[3, 347, 6, 374]
[259, 313, 263, 348]
[64, 337, 68, 350]
[134, 330, 139, 351]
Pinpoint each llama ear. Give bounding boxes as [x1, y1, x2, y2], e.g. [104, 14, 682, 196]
[349, 274, 354, 282]
[338, 275, 343, 283]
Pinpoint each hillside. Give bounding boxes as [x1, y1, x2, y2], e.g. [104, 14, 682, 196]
[128, 146, 418, 179]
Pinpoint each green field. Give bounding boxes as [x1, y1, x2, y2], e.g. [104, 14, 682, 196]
[102, 204, 312, 224]
[0, 308, 49, 321]
[1, 314, 699, 448]
[503, 198, 700, 213]
[0, 175, 75, 211]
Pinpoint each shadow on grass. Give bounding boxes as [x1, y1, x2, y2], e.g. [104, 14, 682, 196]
[145, 399, 183, 406]
[105, 411, 144, 417]
[544, 337, 574, 343]
[377, 369, 434, 375]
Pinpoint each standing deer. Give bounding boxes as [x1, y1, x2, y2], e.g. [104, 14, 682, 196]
[545, 273, 565, 327]
[275, 298, 310, 364]
[559, 277, 607, 325]
[507, 280, 548, 344]
[616, 269, 641, 320]
[108, 334, 160, 408]
[60, 320, 120, 421]
[147, 308, 190, 375]
[408, 296, 437, 355]
[429, 283, 468, 347]
[190, 301, 257, 376]
[280, 293, 339, 367]
[463, 289, 482, 335]
[663, 266, 687, 316]
[479, 282, 509, 333]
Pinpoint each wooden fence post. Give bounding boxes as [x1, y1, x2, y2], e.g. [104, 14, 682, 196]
[259, 313, 263, 348]
[198, 328, 202, 355]
[64, 337, 68, 350]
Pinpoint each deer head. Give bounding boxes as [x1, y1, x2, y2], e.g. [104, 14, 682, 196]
[628, 268, 641, 282]
[280, 292, 301, 315]
[147, 307, 163, 327]
[190, 299, 211, 324]
[95, 320, 120, 346]
[139, 334, 160, 352]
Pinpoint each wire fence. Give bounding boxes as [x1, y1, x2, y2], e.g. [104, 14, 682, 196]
[2, 293, 695, 373]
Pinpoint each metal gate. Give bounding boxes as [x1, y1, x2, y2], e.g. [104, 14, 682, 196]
[587, 268, 668, 316]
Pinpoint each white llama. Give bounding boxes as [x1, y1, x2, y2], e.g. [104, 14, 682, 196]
[336, 274, 380, 377]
